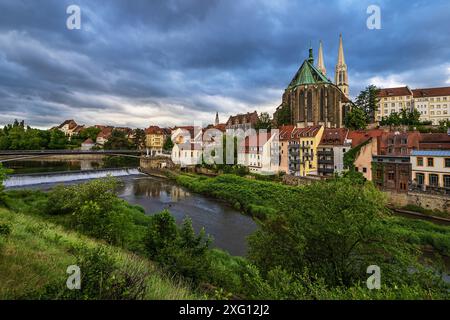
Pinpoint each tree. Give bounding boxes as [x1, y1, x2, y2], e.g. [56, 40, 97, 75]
[274, 104, 291, 127]
[248, 175, 419, 287]
[255, 112, 272, 131]
[104, 130, 133, 150]
[48, 129, 68, 149]
[162, 136, 174, 152]
[344, 107, 367, 130]
[132, 128, 146, 150]
[354, 85, 380, 123]
[0, 163, 10, 205]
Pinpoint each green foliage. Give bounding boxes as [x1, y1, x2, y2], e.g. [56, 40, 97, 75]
[132, 128, 146, 150]
[0, 163, 12, 206]
[274, 103, 291, 126]
[254, 112, 272, 130]
[344, 107, 368, 130]
[104, 129, 134, 150]
[380, 108, 422, 127]
[163, 136, 174, 151]
[343, 138, 371, 169]
[0, 222, 11, 236]
[44, 178, 147, 251]
[145, 211, 212, 284]
[0, 120, 55, 150]
[354, 85, 380, 123]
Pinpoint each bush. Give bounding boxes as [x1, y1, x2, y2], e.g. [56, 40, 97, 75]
[43, 245, 149, 300]
[145, 211, 212, 284]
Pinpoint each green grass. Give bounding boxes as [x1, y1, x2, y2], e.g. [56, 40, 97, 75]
[402, 204, 449, 219]
[0, 207, 200, 300]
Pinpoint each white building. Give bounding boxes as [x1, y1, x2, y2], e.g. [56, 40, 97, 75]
[376, 87, 413, 122]
[171, 126, 203, 167]
[412, 87, 450, 125]
[238, 132, 279, 174]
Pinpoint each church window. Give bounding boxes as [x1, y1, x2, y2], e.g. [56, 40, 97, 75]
[307, 90, 313, 122]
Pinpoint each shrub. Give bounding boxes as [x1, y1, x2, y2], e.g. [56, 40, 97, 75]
[0, 223, 11, 236]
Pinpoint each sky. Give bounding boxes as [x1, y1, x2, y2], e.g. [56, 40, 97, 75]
[0, 0, 449, 129]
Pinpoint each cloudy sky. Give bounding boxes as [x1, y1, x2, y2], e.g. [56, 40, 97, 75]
[1, 0, 449, 129]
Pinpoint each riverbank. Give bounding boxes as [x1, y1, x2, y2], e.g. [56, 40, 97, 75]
[0, 206, 199, 299]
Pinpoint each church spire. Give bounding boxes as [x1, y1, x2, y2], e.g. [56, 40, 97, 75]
[337, 33, 345, 65]
[215, 111, 219, 126]
[308, 45, 314, 64]
[335, 33, 349, 97]
[317, 40, 326, 75]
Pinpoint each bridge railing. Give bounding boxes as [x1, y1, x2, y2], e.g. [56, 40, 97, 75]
[0, 149, 143, 155]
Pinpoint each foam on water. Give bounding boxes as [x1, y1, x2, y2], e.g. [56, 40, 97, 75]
[3, 168, 142, 188]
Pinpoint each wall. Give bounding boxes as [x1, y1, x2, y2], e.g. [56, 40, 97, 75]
[386, 191, 450, 213]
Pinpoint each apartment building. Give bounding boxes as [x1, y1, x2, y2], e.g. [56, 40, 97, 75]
[412, 87, 450, 125]
[145, 125, 165, 156]
[288, 126, 324, 177]
[278, 125, 296, 174]
[411, 150, 450, 194]
[317, 128, 351, 176]
[375, 87, 413, 122]
[238, 132, 279, 174]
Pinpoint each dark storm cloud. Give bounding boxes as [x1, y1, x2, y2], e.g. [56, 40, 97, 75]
[0, 0, 449, 128]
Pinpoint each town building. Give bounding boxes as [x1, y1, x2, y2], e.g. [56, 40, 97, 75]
[145, 126, 165, 156]
[375, 86, 450, 125]
[372, 154, 411, 193]
[273, 35, 350, 129]
[238, 132, 279, 174]
[347, 129, 384, 180]
[171, 126, 203, 167]
[278, 125, 296, 174]
[412, 87, 450, 125]
[81, 138, 95, 151]
[57, 120, 84, 139]
[96, 126, 113, 146]
[375, 86, 413, 122]
[410, 150, 450, 195]
[288, 126, 324, 176]
[225, 111, 259, 131]
[317, 128, 350, 176]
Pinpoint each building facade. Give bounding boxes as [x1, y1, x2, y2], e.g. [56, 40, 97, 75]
[317, 128, 350, 176]
[238, 133, 279, 174]
[412, 87, 450, 125]
[145, 126, 165, 156]
[411, 150, 450, 194]
[225, 111, 259, 131]
[288, 126, 324, 176]
[375, 87, 413, 122]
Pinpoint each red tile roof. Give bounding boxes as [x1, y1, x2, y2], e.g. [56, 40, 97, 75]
[58, 119, 78, 130]
[226, 111, 259, 126]
[145, 126, 164, 135]
[412, 87, 450, 98]
[377, 131, 421, 155]
[278, 125, 296, 141]
[418, 132, 450, 150]
[319, 128, 349, 146]
[377, 86, 412, 97]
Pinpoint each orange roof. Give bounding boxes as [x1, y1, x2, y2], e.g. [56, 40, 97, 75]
[377, 131, 421, 155]
[347, 129, 384, 147]
[145, 125, 164, 135]
[419, 132, 450, 150]
[412, 87, 450, 98]
[378, 86, 412, 97]
[278, 125, 296, 141]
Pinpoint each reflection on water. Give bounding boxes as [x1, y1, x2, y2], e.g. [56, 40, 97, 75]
[118, 176, 257, 256]
[4, 160, 103, 174]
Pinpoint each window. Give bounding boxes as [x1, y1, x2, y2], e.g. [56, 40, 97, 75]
[416, 173, 424, 186]
[429, 174, 439, 187]
[445, 158, 450, 168]
[417, 157, 423, 166]
[427, 158, 434, 167]
[445, 175, 450, 188]
[363, 167, 367, 173]
[388, 171, 395, 181]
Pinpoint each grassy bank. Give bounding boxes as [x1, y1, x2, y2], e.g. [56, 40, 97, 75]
[0, 206, 199, 299]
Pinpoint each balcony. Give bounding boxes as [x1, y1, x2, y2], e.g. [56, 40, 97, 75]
[318, 168, 334, 174]
[318, 150, 333, 157]
[318, 159, 334, 165]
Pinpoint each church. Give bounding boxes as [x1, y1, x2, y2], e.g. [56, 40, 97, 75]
[274, 34, 351, 128]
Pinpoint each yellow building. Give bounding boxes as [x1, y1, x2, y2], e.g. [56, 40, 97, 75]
[411, 150, 450, 192]
[375, 87, 413, 122]
[288, 125, 324, 176]
[145, 126, 165, 156]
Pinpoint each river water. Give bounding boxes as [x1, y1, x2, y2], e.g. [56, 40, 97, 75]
[3, 160, 257, 256]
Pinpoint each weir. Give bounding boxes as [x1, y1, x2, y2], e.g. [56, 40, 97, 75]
[3, 167, 143, 188]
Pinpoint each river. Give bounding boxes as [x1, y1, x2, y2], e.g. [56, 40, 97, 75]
[3, 160, 257, 256]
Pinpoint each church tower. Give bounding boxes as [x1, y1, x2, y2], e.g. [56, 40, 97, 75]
[215, 112, 219, 126]
[317, 40, 326, 75]
[334, 34, 349, 97]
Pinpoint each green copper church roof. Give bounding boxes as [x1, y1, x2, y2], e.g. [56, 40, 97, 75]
[288, 56, 332, 88]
